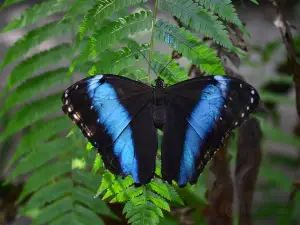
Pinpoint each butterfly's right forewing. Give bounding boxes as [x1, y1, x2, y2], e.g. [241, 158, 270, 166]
[162, 76, 260, 187]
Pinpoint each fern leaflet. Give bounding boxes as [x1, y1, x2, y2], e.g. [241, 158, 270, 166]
[89, 44, 150, 75]
[7, 116, 71, 168]
[86, 10, 152, 59]
[78, 0, 148, 39]
[2, 68, 70, 116]
[155, 20, 224, 74]
[0, 94, 61, 142]
[0, 21, 72, 70]
[158, 0, 232, 48]
[2, 0, 73, 32]
[194, 0, 248, 35]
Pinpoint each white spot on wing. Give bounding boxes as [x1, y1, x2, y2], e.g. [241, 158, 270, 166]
[251, 97, 254, 103]
[251, 90, 255, 95]
[241, 113, 245, 118]
[68, 107, 72, 112]
[247, 106, 250, 110]
[73, 113, 79, 120]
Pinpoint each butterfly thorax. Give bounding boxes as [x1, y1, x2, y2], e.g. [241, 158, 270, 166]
[152, 77, 166, 129]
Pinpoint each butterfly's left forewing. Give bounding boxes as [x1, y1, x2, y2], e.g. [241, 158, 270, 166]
[162, 75, 260, 187]
[62, 75, 157, 185]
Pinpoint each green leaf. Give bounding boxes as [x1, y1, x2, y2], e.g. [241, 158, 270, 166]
[260, 91, 295, 105]
[155, 20, 224, 74]
[33, 197, 72, 224]
[257, 117, 300, 149]
[147, 191, 170, 212]
[259, 165, 292, 192]
[250, 0, 259, 4]
[7, 44, 71, 89]
[92, 154, 103, 174]
[78, 0, 148, 39]
[88, 44, 150, 75]
[2, 0, 73, 32]
[63, 0, 95, 20]
[51, 213, 74, 225]
[194, 0, 248, 36]
[0, 93, 61, 142]
[152, 52, 188, 84]
[86, 10, 152, 59]
[158, 0, 232, 48]
[22, 179, 72, 211]
[73, 186, 118, 219]
[10, 138, 73, 178]
[110, 186, 143, 203]
[7, 116, 71, 168]
[2, 68, 70, 115]
[74, 204, 104, 225]
[0, 21, 72, 70]
[73, 169, 102, 192]
[0, 0, 24, 10]
[18, 161, 71, 202]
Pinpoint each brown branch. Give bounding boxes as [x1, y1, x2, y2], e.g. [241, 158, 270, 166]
[207, 147, 234, 225]
[269, 0, 300, 117]
[235, 118, 262, 225]
[270, 0, 300, 214]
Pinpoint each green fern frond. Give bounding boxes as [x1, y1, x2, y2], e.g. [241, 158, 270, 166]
[158, 0, 232, 48]
[155, 20, 224, 74]
[89, 44, 150, 75]
[21, 179, 73, 211]
[9, 138, 73, 178]
[92, 154, 103, 174]
[194, 0, 248, 36]
[97, 170, 183, 225]
[2, 0, 73, 32]
[121, 68, 149, 83]
[63, 0, 95, 20]
[7, 44, 71, 89]
[250, 0, 259, 4]
[0, 22, 72, 70]
[0, 93, 61, 142]
[18, 160, 71, 202]
[78, 0, 148, 39]
[0, 0, 24, 10]
[26, 197, 72, 225]
[7, 116, 71, 168]
[87, 10, 152, 59]
[2, 68, 69, 116]
[152, 52, 188, 84]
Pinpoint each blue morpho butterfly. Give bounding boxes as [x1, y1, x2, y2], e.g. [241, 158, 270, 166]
[62, 71, 260, 187]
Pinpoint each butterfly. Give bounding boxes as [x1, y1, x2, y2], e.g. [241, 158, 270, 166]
[62, 74, 260, 187]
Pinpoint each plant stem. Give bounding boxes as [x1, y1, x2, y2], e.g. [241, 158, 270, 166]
[148, 0, 159, 84]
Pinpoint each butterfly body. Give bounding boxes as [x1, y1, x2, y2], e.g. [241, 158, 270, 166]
[62, 74, 260, 187]
[152, 77, 166, 129]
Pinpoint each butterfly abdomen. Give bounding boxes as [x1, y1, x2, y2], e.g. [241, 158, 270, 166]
[152, 85, 166, 129]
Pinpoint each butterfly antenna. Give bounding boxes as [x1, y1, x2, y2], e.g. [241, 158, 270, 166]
[135, 48, 159, 78]
[159, 58, 173, 75]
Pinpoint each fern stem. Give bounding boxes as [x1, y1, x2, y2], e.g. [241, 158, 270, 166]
[148, 0, 159, 84]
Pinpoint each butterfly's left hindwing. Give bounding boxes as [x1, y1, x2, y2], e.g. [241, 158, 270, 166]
[62, 75, 157, 185]
[162, 76, 260, 187]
